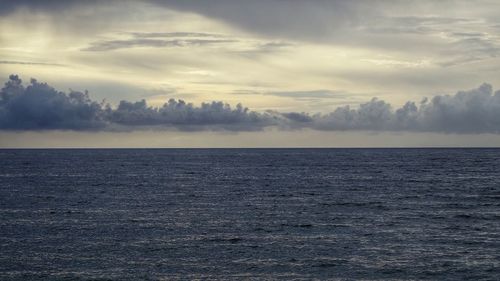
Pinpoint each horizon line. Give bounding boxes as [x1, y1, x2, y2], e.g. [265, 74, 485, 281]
[2, 146, 500, 150]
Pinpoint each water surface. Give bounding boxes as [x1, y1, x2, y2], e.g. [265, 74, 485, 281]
[1, 148, 499, 280]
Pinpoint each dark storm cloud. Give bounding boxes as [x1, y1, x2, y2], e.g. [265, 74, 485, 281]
[2, 75, 500, 133]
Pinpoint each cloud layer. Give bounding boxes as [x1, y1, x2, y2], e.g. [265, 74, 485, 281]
[2, 75, 500, 134]
[83, 32, 237, 52]
[0, 75, 274, 131]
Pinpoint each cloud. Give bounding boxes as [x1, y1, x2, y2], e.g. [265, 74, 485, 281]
[233, 90, 353, 101]
[2, 75, 500, 134]
[129, 32, 226, 38]
[150, 0, 373, 41]
[311, 83, 500, 133]
[0, 75, 106, 130]
[5, 0, 500, 73]
[264, 90, 349, 99]
[83, 38, 237, 52]
[0, 61, 65, 67]
[82, 32, 291, 54]
[108, 99, 274, 131]
[0, 0, 95, 15]
[83, 31, 236, 52]
[412, 84, 500, 133]
[150, 0, 500, 67]
[0, 75, 275, 131]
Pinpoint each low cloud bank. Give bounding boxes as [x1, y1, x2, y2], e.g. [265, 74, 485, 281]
[0, 75, 105, 130]
[0, 75, 274, 131]
[1, 75, 500, 133]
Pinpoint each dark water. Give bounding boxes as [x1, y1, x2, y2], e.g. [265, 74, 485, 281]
[0, 148, 499, 280]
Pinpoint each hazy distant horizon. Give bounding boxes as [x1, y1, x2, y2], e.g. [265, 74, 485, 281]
[3, 130, 500, 148]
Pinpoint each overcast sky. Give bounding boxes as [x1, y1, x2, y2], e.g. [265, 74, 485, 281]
[2, 0, 500, 147]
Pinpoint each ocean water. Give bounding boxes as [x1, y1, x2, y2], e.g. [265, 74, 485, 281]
[0, 148, 499, 280]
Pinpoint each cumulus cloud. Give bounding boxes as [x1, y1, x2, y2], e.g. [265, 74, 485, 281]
[0, 75, 106, 130]
[2, 75, 500, 133]
[108, 99, 274, 131]
[309, 83, 500, 133]
[0, 75, 275, 131]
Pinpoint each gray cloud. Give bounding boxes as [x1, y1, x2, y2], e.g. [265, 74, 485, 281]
[439, 35, 500, 67]
[83, 32, 291, 53]
[264, 90, 349, 99]
[6, 0, 500, 68]
[153, 1, 500, 66]
[150, 0, 372, 41]
[0, 61, 65, 67]
[84, 38, 237, 52]
[129, 32, 226, 38]
[234, 90, 351, 100]
[0, 0, 378, 47]
[2, 75, 500, 134]
[310, 83, 500, 133]
[0, 0, 96, 15]
[0, 75, 106, 130]
[0, 75, 275, 131]
[108, 99, 273, 131]
[82, 31, 237, 52]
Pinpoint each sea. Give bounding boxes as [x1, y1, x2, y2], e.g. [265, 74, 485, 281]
[0, 148, 499, 280]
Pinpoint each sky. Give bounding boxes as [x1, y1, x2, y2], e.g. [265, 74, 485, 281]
[2, 0, 500, 147]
